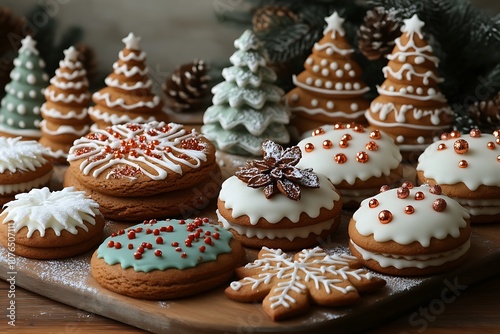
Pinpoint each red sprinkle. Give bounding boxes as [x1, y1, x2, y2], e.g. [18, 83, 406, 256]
[146, 228, 153, 234]
[181, 252, 187, 258]
[213, 232, 220, 240]
[204, 237, 213, 245]
[118, 229, 125, 235]
[128, 243, 134, 249]
[175, 247, 182, 252]
[135, 227, 143, 233]
[154, 249, 162, 257]
[160, 226, 167, 232]
[185, 239, 192, 247]
[205, 231, 211, 236]
[111, 232, 117, 237]
[156, 237, 164, 244]
[179, 220, 186, 225]
[114, 242, 122, 249]
[153, 229, 160, 235]
[166, 225, 174, 232]
[107, 241, 114, 248]
[171, 241, 179, 247]
[134, 253, 142, 260]
[202, 217, 209, 223]
[128, 231, 136, 240]
[199, 245, 206, 252]
[137, 246, 145, 254]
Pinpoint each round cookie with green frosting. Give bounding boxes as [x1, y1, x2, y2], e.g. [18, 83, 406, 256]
[90, 217, 246, 299]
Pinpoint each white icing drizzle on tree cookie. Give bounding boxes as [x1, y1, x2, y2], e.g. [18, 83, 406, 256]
[0, 137, 48, 173]
[2, 187, 101, 237]
[352, 184, 469, 246]
[417, 130, 500, 191]
[369, 102, 452, 127]
[67, 121, 209, 180]
[92, 92, 161, 110]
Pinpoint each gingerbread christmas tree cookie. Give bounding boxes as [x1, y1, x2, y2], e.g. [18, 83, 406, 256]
[0, 36, 49, 140]
[225, 247, 386, 321]
[202, 30, 290, 157]
[88, 33, 167, 130]
[39, 46, 91, 163]
[365, 14, 453, 158]
[285, 12, 370, 137]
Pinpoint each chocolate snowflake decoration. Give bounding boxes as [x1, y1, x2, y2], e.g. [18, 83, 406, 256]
[235, 140, 319, 200]
[225, 247, 386, 321]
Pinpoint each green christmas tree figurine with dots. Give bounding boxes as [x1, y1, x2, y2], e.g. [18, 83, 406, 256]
[0, 35, 49, 140]
[202, 30, 290, 157]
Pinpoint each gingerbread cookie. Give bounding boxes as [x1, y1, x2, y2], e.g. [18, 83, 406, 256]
[417, 129, 500, 223]
[225, 247, 386, 321]
[0, 187, 105, 259]
[91, 217, 246, 299]
[296, 123, 402, 208]
[365, 15, 453, 160]
[217, 140, 342, 250]
[0, 137, 52, 206]
[349, 183, 471, 276]
[65, 121, 221, 222]
[286, 12, 370, 138]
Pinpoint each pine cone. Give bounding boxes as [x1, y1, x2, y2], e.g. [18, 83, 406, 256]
[468, 91, 500, 129]
[163, 59, 210, 112]
[76, 43, 99, 85]
[358, 7, 402, 60]
[252, 5, 299, 33]
[0, 7, 29, 54]
[0, 57, 13, 97]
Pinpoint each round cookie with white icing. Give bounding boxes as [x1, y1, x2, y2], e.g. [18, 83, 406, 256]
[0, 137, 52, 206]
[217, 140, 343, 251]
[91, 217, 246, 299]
[348, 183, 471, 276]
[296, 123, 402, 208]
[0, 187, 105, 259]
[365, 15, 453, 160]
[65, 121, 221, 222]
[417, 129, 500, 223]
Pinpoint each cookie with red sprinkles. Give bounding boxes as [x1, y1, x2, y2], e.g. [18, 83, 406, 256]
[90, 217, 246, 299]
[64, 121, 222, 221]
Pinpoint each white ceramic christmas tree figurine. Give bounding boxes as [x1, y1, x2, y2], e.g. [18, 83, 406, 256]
[39, 46, 91, 163]
[365, 14, 453, 159]
[286, 12, 370, 137]
[0, 35, 49, 140]
[88, 33, 167, 130]
[202, 30, 290, 156]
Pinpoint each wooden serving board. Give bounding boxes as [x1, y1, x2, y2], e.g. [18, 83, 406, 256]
[1, 214, 500, 334]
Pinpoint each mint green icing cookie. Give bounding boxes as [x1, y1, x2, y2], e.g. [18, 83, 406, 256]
[0, 36, 48, 137]
[202, 30, 290, 156]
[97, 218, 234, 272]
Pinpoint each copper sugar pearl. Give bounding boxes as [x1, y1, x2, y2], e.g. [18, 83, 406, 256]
[458, 160, 468, 168]
[405, 205, 415, 214]
[429, 184, 442, 195]
[305, 143, 315, 152]
[487, 142, 495, 150]
[470, 129, 481, 138]
[368, 198, 379, 208]
[322, 140, 333, 149]
[356, 151, 369, 163]
[450, 131, 461, 138]
[414, 191, 425, 200]
[334, 123, 344, 130]
[437, 144, 447, 151]
[341, 134, 352, 141]
[312, 128, 325, 137]
[369, 130, 381, 140]
[380, 185, 390, 192]
[494, 130, 500, 137]
[334, 153, 347, 164]
[378, 210, 393, 224]
[433, 198, 447, 212]
[339, 140, 349, 148]
[397, 186, 410, 199]
[453, 139, 469, 154]
[402, 181, 413, 189]
[366, 141, 378, 151]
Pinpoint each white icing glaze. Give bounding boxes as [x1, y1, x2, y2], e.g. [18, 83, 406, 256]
[218, 173, 339, 225]
[46, 89, 89, 104]
[55, 69, 86, 81]
[292, 75, 369, 96]
[92, 92, 161, 110]
[112, 61, 149, 78]
[2, 187, 100, 238]
[367, 102, 452, 129]
[118, 50, 146, 62]
[41, 106, 88, 120]
[314, 42, 354, 56]
[0, 172, 52, 195]
[67, 122, 209, 180]
[0, 123, 42, 138]
[350, 239, 470, 269]
[218, 211, 336, 241]
[417, 133, 500, 191]
[104, 77, 152, 91]
[289, 105, 365, 119]
[0, 137, 48, 173]
[376, 85, 446, 102]
[88, 106, 156, 124]
[352, 185, 470, 246]
[296, 126, 402, 185]
[40, 120, 89, 136]
[50, 77, 88, 90]
[382, 63, 443, 85]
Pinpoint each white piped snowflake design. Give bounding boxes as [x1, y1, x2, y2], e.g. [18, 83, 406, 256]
[0, 137, 48, 173]
[2, 187, 100, 237]
[226, 247, 386, 321]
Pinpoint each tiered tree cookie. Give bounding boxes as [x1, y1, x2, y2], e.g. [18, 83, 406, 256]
[39, 46, 91, 163]
[202, 30, 290, 159]
[0, 36, 49, 140]
[286, 12, 370, 137]
[365, 14, 453, 159]
[88, 33, 167, 130]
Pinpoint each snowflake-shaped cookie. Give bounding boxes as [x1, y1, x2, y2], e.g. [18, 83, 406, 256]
[225, 247, 386, 321]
